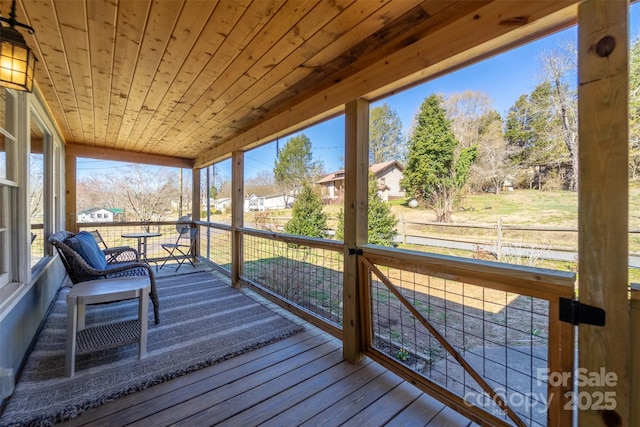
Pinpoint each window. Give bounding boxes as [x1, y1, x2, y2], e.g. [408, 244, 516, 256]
[28, 112, 56, 267]
[0, 89, 17, 294]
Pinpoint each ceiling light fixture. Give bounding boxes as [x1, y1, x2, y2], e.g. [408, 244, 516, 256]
[0, 0, 35, 92]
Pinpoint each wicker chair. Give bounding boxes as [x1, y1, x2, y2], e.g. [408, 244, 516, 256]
[88, 229, 137, 263]
[49, 230, 160, 324]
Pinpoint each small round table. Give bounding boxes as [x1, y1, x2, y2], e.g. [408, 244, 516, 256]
[121, 232, 162, 262]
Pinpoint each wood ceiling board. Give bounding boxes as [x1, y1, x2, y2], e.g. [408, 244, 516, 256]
[116, 0, 183, 152]
[22, 0, 82, 143]
[86, 0, 117, 146]
[136, 1, 265, 156]
[55, 0, 95, 144]
[172, 0, 331, 145]
[124, 0, 219, 153]
[187, 0, 463, 152]
[301, 0, 424, 68]
[181, 0, 397, 150]
[195, 0, 579, 168]
[147, 0, 288, 157]
[127, 0, 248, 155]
[104, 0, 150, 149]
[171, 0, 358, 156]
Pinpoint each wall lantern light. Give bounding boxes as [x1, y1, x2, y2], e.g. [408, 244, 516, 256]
[0, 0, 35, 92]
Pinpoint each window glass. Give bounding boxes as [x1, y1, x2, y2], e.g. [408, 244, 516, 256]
[0, 135, 5, 181]
[30, 114, 45, 265]
[0, 186, 8, 288]
[0, 90, 6, 180]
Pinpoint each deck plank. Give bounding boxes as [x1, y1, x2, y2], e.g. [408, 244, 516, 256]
[386, 393, 447, 427]
[222, 358, 374, 425]
[299, 370, 405, 426]
[172, 348, 346, 426]
[127, 340, 340, 427]
[340, 380, 425, 427]
[62, 329, 328, 426]
[260, 358, 384, 426]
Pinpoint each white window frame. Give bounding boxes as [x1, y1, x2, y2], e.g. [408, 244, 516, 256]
[0, 89, 64, 314]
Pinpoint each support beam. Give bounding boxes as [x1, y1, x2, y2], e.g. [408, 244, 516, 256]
[342, 99, 369, 364]
[577, 1, 629, 425]
[192, 168, 201, 257]
[631, 284, 640, 426]
[66, 144, 194, 169]
[64, 152, 77, 233]
[231, 151, 244, 289]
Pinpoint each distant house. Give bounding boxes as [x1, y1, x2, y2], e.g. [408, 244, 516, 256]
[244, 194, 293, 212]
[204, 197, 232, 211]
[316, 160, 405, 203]
[77, 207, 121, 223]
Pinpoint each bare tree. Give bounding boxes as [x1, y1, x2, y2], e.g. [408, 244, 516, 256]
[29, 154, 44, 219]
[77, 164, 178, 223]
[472, 116, 516, 194]
[444, 91, 493, 150]
[245, 170, 279, 196]
[538, 44, 578, 190]
[444, 91, 512, 193]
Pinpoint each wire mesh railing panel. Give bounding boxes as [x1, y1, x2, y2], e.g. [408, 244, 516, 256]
[78, 222, 174, 261]
[199, 224, 231, 273]
[242, 232, 343, 328]
[369, 263, 555, 427]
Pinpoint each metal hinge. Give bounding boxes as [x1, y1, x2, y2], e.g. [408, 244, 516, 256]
[348, 248, 362, 256]
[559, 297, 606, 326]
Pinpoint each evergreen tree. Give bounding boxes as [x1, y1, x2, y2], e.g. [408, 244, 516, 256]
[401, 94, 477, 222]
[273, 134, 323, 204]
[369, 103, 405, 164]
[284, 183, 328, 238]
[336, 175, 398, 246]
[630, 36, 640, 179]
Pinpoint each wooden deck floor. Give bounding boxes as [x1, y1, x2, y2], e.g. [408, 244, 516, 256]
[58, 266, 474, 427]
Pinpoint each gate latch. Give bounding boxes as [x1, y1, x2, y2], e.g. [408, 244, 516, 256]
[559, 297, 605, 326]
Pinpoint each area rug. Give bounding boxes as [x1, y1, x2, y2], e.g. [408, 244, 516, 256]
[0, 271, 304, 427]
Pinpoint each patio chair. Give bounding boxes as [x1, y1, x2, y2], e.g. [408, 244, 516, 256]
[89, 229, 137, 263]
[48, 230, 160, 324]
[159, 223, 198, 272]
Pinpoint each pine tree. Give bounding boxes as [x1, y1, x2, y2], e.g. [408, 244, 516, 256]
[335, 175, 398, 246]
[401, 94, 477, 222]
[284, 183, 328, 238]
[273, 133, 323, 204]
[369, 103, 405, 164]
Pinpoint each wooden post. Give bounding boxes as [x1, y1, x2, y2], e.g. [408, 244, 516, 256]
[631, 284, 640, 426]
[192, 168, 201, 257]
[231, 151, 244, 288]
[65, 152, 77, 233]
[401, 214, 406, 245]
[343, 99, 369, 364]
[578, 1, 629, 425]
[496, 218, 502, 262]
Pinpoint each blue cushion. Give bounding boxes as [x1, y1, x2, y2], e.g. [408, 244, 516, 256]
[65, 231, 107, 270]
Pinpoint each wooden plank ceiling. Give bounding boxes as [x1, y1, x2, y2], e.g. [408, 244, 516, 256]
[13, 0, 579, 168]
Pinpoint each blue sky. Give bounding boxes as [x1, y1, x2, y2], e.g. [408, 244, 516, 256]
[79, 4, 640, 183]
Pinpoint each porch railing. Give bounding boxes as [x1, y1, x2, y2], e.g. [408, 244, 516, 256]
[359, 245, 575, 427]
[77, 222, 185, 262]
[239, 227, 344, 337]
[73, 220, 576, 426]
